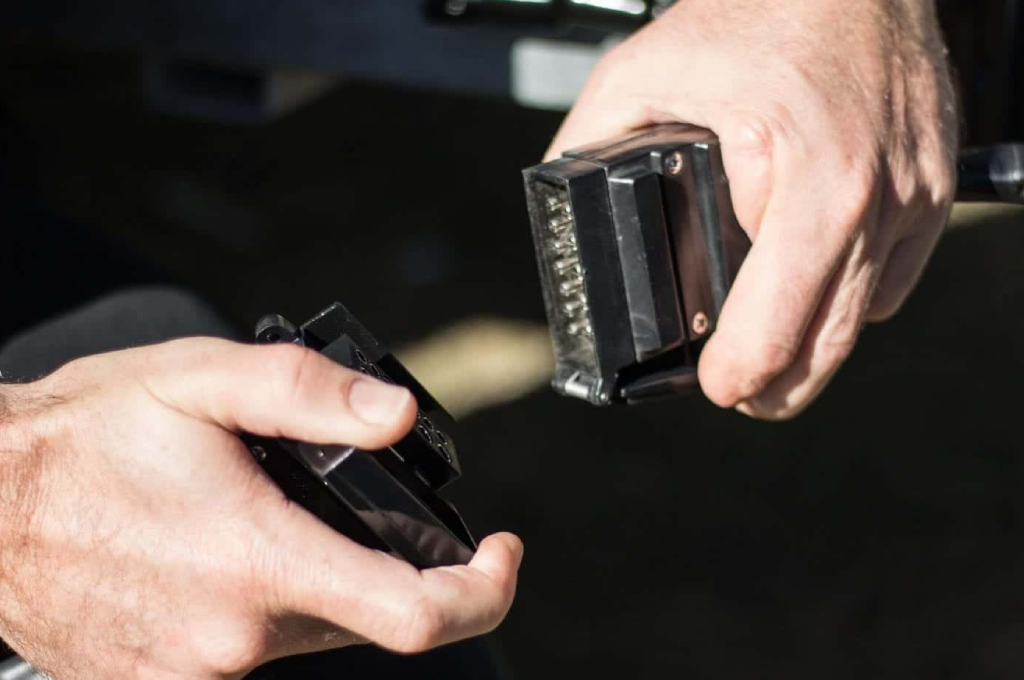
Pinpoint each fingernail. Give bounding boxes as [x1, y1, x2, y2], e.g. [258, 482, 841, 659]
[349, 379, 411, 425]
[736, 400, 757, 418]
[513, 538, 525, 570]
[504, 534, 525, 569]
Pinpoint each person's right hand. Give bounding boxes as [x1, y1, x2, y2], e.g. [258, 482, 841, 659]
[0, 338, 522, 680]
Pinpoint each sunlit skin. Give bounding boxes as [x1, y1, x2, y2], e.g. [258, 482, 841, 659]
[548, 0, 957, 420]
[0, 339, 522, 679]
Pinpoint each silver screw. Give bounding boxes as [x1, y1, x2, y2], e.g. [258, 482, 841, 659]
[666, 151, 684, 175]
[692, 312, 709, 335]
[250, 446, 267, 462]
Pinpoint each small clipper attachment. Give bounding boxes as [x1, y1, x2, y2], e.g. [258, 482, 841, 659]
[524, 124, 751, 406]
[244, 303, 476, 569]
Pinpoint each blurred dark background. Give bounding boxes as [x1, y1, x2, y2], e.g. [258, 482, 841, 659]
[2, 1, 1024, 678]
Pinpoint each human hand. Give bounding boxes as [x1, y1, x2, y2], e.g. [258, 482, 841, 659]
[547, 0, 958, 419]
[0, 338, 522, 679]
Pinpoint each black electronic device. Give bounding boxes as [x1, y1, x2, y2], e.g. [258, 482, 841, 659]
[244, 303, 476, 569]
[525, 123, 1024, 407]
[524, 124, 751, 406]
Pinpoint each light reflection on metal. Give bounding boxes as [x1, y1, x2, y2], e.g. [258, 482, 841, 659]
[569, 0, 647, 16]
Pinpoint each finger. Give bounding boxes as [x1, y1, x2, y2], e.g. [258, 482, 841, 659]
[866, 227, 943, 322]
[144, 338, 417, 450]
[736, 237, 881, 420]
[258, 500, 522, 654]
[698, 157, 878, 409]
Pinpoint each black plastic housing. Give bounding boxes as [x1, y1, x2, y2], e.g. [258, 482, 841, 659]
[523, 124, 751, 405]
[244, 303, 476, 569]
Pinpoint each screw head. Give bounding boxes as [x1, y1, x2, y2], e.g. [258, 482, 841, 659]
[250, 446, 267, 462]
[665, 151, 684, 176]
[692, 312, 710, 335]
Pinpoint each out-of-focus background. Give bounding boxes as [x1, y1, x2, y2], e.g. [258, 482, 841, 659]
[2, 1, 1024, 677]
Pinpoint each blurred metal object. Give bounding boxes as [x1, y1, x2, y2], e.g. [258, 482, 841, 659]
[0, 0, 608, 107]
[1, 0, 1020, 139]
[425, 0, 675, 30]
[958, 144, 1024, 204]
[0, 0, 680, 121]
[0, 658, 47, 680]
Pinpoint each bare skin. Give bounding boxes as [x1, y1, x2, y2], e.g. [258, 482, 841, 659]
[0, 339, 522, 679]
[549, 0, 958, 419]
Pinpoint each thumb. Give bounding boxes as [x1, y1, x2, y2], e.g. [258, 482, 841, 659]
[142, 338, 417, 450]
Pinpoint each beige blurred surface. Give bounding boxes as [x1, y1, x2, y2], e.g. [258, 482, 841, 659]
[398, 318, 554, 419]
[949, 202, 1024, 230]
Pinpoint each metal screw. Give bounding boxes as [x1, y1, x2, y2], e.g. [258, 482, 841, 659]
[250, 446, 267, 462]
[666, 151, 684, 175]
[692, 312, 709, 335]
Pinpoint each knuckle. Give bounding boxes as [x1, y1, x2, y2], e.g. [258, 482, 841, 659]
[264, 343, 319, 404]
[726, 98, 803, 151]
[194, 622, 266, 676]
[392, 597, 446, 654]
[45, 353, 100, 392]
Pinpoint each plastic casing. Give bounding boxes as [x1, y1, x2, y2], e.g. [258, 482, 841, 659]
[244, 303, 476, 569]
[524, 124, 751, 405]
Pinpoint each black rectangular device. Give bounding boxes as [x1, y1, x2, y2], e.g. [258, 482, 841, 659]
[244, 303, 476, 569]
[523, 123, 752, 406]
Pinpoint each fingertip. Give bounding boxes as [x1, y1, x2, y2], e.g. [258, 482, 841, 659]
[495, 532, 525, 570]
[470, 533, 524, 585]
[735, 399, 793, 421]
[345, 379, 418, 447]
[697, 336, 743, 409]
[735, 400, 757, 418]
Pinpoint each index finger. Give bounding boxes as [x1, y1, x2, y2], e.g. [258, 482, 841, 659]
[698, 159, 876, 408]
